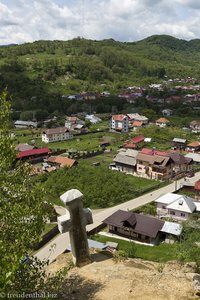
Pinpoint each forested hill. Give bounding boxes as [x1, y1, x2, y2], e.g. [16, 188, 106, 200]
[1, 34, 200, 113]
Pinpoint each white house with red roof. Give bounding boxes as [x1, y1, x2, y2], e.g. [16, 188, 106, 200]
[156, 117, 170, 128]
[110, 114, 129, 133]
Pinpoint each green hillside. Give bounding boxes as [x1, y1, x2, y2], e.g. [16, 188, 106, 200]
[1, 35, 200, 114]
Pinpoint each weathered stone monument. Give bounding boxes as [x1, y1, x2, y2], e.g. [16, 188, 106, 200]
[57, 189, 93, 267]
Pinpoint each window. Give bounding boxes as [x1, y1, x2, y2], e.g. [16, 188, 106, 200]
[181, 213, 185, 217]
[162, 205, 166, 209]
[170, 211, 175, 215]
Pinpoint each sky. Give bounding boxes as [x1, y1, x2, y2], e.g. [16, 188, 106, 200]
[1, 0, 200, 44]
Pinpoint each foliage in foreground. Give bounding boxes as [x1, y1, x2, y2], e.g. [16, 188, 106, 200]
[0, 91, 66, 296]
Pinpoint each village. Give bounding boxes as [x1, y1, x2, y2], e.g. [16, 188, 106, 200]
[11, 75, 200, 275]
[2, 78, 200, 300]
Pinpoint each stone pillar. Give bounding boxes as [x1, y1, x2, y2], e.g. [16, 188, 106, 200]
[59, 189, 91, 267]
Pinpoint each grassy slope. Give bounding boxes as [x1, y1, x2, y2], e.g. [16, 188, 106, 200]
[93, 234, 178, 262]
[2, 35, 200, 104]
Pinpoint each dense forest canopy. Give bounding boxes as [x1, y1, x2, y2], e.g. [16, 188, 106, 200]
[1, 35, 200, 116]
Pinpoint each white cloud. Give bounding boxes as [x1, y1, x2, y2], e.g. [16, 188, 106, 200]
[0, 0, 199, 44]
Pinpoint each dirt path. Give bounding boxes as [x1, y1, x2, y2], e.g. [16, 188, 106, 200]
[47, 252, 199, 300]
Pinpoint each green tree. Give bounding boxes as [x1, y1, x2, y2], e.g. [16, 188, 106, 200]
[177, 221, 200, 270]
[0, 90, 64, 295]
[20, 110, 34, 121]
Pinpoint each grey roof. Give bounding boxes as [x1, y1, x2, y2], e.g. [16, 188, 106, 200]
[155, 193, 180, 204]
[119, 149, 139, 157]
[127, 113, 148, 122]
[14, 120, 37, 127]
[114, 154, 137, 166]
[74, 124, 84, 129]
[156, 193, 196, 213]
[167, 195, 196, 213]
[44, 127, 70, 135]
[172, 138, 187, 143]
[160, 221, 182, 236]
[16, 143, 34, 152]
[169, 152, 192, 165]
[185, 153, 200, 163]
[103, 210, 164, 238]
[85, 114, 102, 124]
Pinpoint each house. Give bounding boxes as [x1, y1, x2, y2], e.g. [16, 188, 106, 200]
[132, 121, 144, 131]
[169, 152, 193, 175]
[103, 210, 164, 244]
[162, 109, 172, 117]
[65, 117, 85, 130]
[85, 114, 102, 124]
[190, 120, 200, 133]
[186, 141, 200, 152]
[160, 221, 183, 243]
[109, 149, 138, 174]
[127, 113, 149, 125]
[16, 143, 35, 152]
[172, 138, 187, 150]
[156, 118, 170, 128]
[42, 127, 73, 143]
[136, 152, 173, 180]
[140, 148, 168, 156]
[16, 148, 49, 162]
[103, 210, 182, 244]
[123, 135, 145, 150]
[14, 120, 37, 128]
[110, 114, 129, 133]
[155, 192, 200, 220]
[135, 149, 191, 180]
[47, 156, 77, 169]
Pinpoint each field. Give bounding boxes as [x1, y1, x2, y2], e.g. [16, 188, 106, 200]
[13, 127, 127, 151]
[36, 156, 161, 208]
[92, 234, 178, 262]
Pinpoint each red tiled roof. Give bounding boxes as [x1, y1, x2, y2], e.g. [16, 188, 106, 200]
[155, 150, 169, 156]
[66, 116, 79, 122]
[112, 114, 127, 121]
[156, 118, 170, 123]
[132, 121, 143, 127]
[17, 148, 49, 159]
[195, 180, 200, 191]
[187, 141, 200, 147]
[123, 143, 136, 149]
[141, 148, 168, 156]
[131, 135, 145, 143]
[141, 148, 154, 155]
[47, 156, 76, 168]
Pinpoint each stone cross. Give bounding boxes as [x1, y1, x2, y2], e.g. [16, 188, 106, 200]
[57, 189, 93, 267]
